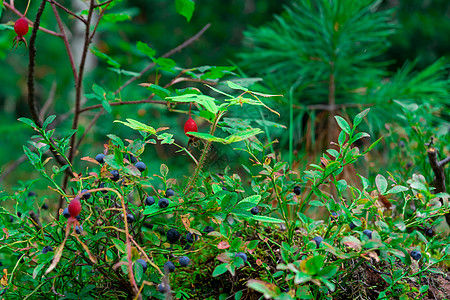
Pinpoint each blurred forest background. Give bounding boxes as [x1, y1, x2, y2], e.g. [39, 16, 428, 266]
[0, 0, 449, 197]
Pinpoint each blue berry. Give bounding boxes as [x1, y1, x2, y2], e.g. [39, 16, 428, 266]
[136, 259, 147, 272]
[186, 232, 198, 243]
[363, 229, 372, 239]
[165, 188, 175, 197]
[125, 154, 137, 164]
[158, 198, 169, 208]
[293, 186, 301, 195]
[62, 208, 70, 219]
[158, 283, 168, 293]
[95, 153, 105, 164]
[313, 236, 323, 248]
[164, 261, 176, 273]
[127, 213, 135, 223]
[179, 256, 190, 267]
[204, 226, 214, 233]
[42, 245, 53, 254]
[251, 206, 259, 215]
[349, 222, 357, 230]
[145, 196, 155, 206]
[110, 170, 120, 181]
[411, 250, 422, 261]
[424, 228, 433, 237]
[167, 229, 180, 243]
[235, 252, 247, 263]
[42, 203, 48, 210]
[75, 225, 83, 234]
[81, 189, 91, 200]
[135, 161, 146, 172]
[28, 191, 36, 197]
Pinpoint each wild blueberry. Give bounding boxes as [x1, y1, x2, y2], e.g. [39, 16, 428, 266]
[330, 211, 339, 220]
[143, 222, 154, 229]
[411, 250, 422, 261]
[136, 258, 147, 272]
[99, 182, 107, 194]
[250, 206, 259, 215]
[125, 154, 137, 164]
[42, 245, 53, 254]
[235, 252, 247, 263]
[158, 283, 168, 293]
[42, 203, 48, 210]
[179, 256, 190, 267]
[293, 186, 301, 195]
[135, 161, 146, 172]
[158, 198, 169, 208]
[186, 232, 198, 243]
[95, 153, 105, 164]
[145, 196, 155, 206]
[424, 228, 433, 237]
[17, 212, 22, 218]
[313, 236, 323, 248]
[406, 162, 412, 169]
[204, 226, 214, 233]
[363, 229, 372, 239]
[164, 261, 176, 273]
[183, 243, 192, 250]
[28, 191, 36, 197]
[349, 222, 357, 230]
[81, 189, 91, 200]
[75, 225, 83, 234]
[76, 215, 81, 221]
[165, 188, 175, 197]
[110, 170, 120, 181]
[167, 229, 180, 243]
[399, 141, 405, 148]
[9, 215, 13, 223]
[127, 213, 135, 223]
[62, 208, 70, 218]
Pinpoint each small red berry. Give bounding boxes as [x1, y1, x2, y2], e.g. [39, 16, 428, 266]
[68, 197, 81, 218]
[184, 117, 198, 137]
[14, 18, 29, 37]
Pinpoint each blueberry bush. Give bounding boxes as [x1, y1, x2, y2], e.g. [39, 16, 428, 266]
[1, 0, 449, 300]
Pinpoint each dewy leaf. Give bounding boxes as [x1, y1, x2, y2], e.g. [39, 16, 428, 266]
[175, 0, 195, 22]
[334, 116, 351, 134]
[375, 174, 388, 195]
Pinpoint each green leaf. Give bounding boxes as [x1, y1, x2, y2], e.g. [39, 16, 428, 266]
[304, 255, 324, 275]
[140, 83, 171, 99]
[114, 119, 156, 135]
[107, 134, 125, 149]
[18, 117, 37, 129]
[112, 238, 126, 253]
[213, 263, 228, 277]
[103, 13, 131, 23]
[338, 130, 346, 145]
[375, 174, 388, 195]
[102, 98, 112, 113]
[419, 285, 429, 294]
[353, 108, 370, 127]
[175, 0, 195, 22]
[32, 263, 45, 279]
[334, 116, 351, 134]
[234, 290, 243, 300]
[154, 57, 176, 72]
[247, 280, 280, 298]
[90, 47, 121, 68]
[240, 195, 261, 204]
[160, 164, 169, 177]
[227, 81, 248, 91]
[221, 193, 238, 212]
[387, 185, 408, 194]
[42, 115, 56, 130]
[252, 215, 284, 223]
[136, 41, 156, 58]
[134, 262, 144, 283]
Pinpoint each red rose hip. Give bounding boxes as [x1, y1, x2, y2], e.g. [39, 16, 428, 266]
[68, 197, 81, 218]
[14, 18, 29, 37]
[184, 117, 198, 137]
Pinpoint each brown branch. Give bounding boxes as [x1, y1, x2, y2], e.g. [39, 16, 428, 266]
[79, 99, 166, 114]
[46, 0, 87, 24]
[49, 2, 78, 83]
[94, 0, 114, 8]
[4, 2, 62, 37]
[89, 1, 111, 41]
[68, 0, 95, 164]
[115, 23, 211, 95]
[440, 156, 450, 167]
[427, 147, 449, 225]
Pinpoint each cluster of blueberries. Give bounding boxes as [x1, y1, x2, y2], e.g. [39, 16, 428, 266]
[95, 153, 147, 183]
